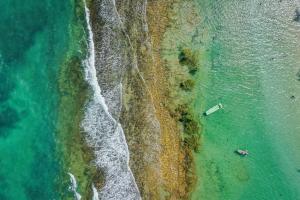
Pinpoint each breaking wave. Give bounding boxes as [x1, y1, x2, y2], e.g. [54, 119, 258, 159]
[68, 172, 82, 200]
[81, 1, 141, 199]
[92, 184, 100, 200]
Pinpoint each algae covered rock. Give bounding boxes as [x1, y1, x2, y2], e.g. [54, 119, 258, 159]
[178, 48, 199, 74]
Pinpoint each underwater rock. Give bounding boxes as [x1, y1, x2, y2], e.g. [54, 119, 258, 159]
[296, 70, 300, 81]
[293, 8, 300, 22]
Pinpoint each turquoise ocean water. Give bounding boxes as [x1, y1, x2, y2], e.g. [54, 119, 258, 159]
[193, 0, 300, 199]
[0, 0, 71, 199]
[2, 0, 300, 199]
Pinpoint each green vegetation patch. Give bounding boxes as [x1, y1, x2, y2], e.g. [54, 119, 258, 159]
[178, 48, 199, 74]
[171, 103, 199, 196]
[183, 148, 198, 197]
[174, 104, 201, 152]
[180, 79, 195, 91]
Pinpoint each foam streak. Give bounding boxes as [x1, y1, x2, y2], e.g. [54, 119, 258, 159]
[68, 173, 82, 200]
[82, 1, 141, 199]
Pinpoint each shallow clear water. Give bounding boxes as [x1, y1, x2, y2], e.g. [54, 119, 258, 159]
[193, 0, 300, 199]
[0, 0, 71, 199]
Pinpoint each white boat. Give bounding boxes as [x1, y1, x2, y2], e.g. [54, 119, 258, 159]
[236, 149, 248, 156]
[204, 103, 223, 116]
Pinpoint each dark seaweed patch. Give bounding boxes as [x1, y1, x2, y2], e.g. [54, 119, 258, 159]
[0, 2, 48, 63]
[0, 105, 20, 137]
[294, 8, 300, 22]
[180, 79, 195, 91]
[0, 72, 14, 102]
[178, 48, 199, 74]
[174, 104, 201, 152]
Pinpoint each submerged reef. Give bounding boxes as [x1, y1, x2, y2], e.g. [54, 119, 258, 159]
[56, 0, 102, 198]
[68, 0, 202, 199]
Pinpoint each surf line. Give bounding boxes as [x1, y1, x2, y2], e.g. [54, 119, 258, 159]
[82, 0, 141, 199]
[68, 173, 82, 200]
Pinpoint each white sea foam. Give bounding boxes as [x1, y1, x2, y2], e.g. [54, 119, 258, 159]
[92, 184, 100, 200]
[82, 1, 141, 199]
[68, 172, 82, 200]
[83, 2, 110, 115]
